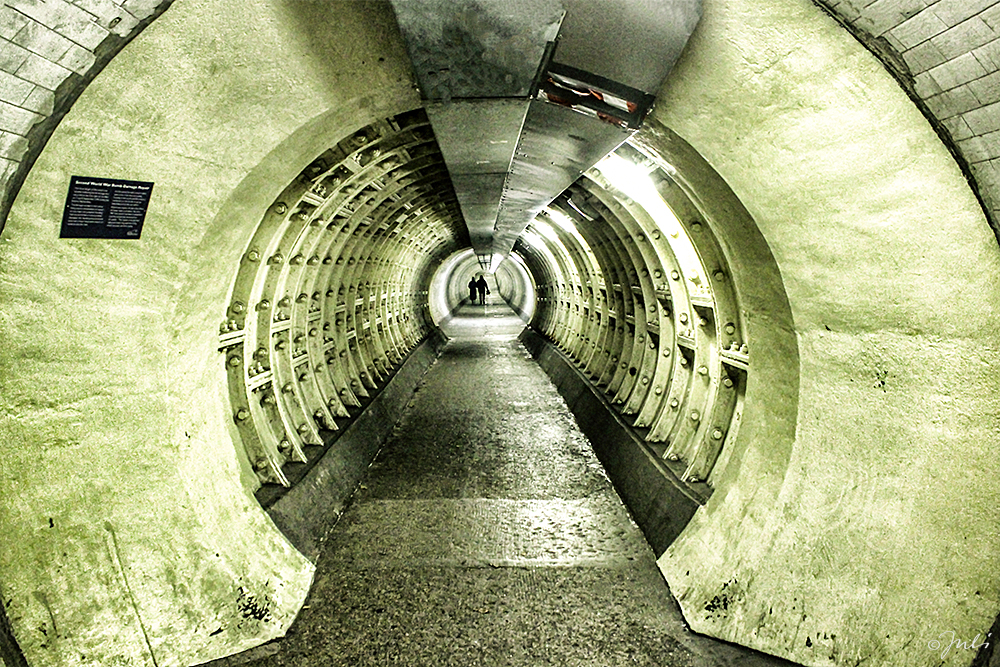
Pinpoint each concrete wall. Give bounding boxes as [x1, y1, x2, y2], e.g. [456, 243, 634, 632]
[0, 0, 997, 666]
[818, 0, 1000, 238]
[0, 1, 421, 665]
[648, 1, 1000, 667]
[0, 0, 173, 221]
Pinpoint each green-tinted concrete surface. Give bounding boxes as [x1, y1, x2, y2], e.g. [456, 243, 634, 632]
[648, 1, 1000, 666]
[0, 1, 420, 665]
[203, 298, 797, 667]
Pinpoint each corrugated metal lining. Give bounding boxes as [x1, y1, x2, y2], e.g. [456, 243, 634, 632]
[390, 0, 701, 260]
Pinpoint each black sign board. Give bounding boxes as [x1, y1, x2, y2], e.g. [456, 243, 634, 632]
[60, 176, 153, 239]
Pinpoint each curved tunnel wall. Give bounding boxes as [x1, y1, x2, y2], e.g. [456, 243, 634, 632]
[0, 1, 435, 664]
[221, 109, 466, 495]
[645, 1, 1000, 666]
[0, 1, 996, 667]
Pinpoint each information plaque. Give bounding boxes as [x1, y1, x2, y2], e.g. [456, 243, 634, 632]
[59, 176, 154, 239]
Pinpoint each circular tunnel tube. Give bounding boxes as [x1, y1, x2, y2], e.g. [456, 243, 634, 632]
[0, 1, 996, 667]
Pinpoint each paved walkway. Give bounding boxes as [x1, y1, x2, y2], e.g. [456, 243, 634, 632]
[214, 296, 793, 667]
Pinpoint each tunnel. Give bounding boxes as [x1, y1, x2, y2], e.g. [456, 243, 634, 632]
[0, 0, 998, 666]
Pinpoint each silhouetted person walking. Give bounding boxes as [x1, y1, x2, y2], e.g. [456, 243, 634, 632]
[468, 277, 478, 304]
[476, 275, 489, 304]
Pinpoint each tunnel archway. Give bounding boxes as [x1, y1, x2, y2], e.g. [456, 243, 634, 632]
[0, 1, 997, 666]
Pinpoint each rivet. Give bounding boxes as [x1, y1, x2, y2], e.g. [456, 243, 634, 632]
[256, 299, 270, 311]
[246, 249, 261, 262]
[724, 323, 736, 335]
[723, 377, 734, 388]
[669, 399, 679, 409]
[290, 254, 305, 265]
[323, 256, 333, 264]
[671, 270, 680, 280]
[297, 424, 309, 434]
[231, 301, 245, 314]
[254, 458, 268, 471]
[652, 230, 661, 240]
[698, 317, 708, 327]
[691, 222, 702, 232]
[654, 386, 663, 395]
[309, 327, 318, 337]
[227, 355, 241, 368]
[714, 270, 726, 281]
[235, 408, 250, 421]
[679, 356, 688, 366]
[662, 349, 670, 357]
[307, 256, 320, 266]
[296, 293, 308, 303]
[712, 429, 724, 440]
[679, 313, 688, 324]
[274, 202, 288, 214]
[690, 410, 700, 421]
[641, 376, 649, 385]
[698, 366, 708, 376]
[282, 382, 294, 394]
[268, 253, 284, 265]
[277, 296, 291, 308]
[278, 440, 291, 452]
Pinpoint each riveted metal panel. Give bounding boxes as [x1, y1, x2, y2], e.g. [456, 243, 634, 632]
[493, 99, 631, 256]
[389, 0, 564, 100]
[554, 0, 701, 93]
[425, 100, 527, 173]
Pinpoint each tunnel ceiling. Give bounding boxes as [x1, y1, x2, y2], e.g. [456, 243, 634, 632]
[388, 0, 702, 262]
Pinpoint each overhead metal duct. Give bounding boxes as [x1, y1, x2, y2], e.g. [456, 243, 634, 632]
[390, 0, 702, 263]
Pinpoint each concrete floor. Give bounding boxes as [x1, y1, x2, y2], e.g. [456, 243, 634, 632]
[205, 298, 798, 667]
